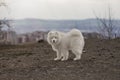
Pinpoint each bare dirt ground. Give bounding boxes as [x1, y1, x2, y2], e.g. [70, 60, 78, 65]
[0, 38, 120, 80]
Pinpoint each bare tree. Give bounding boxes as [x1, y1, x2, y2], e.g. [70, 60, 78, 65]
[0, 0, 9, 31]
[94, 6, 116, 39]
[0, 18, 11, 31]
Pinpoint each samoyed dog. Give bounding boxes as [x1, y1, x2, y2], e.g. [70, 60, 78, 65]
[47, 29, 85, 61]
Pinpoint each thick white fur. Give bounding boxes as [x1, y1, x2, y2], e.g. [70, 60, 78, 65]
[47, 29, 85, 61]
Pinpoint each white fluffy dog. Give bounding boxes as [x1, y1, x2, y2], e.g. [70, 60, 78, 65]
[47, 29, 85, 61]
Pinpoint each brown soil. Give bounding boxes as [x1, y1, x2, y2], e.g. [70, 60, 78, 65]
[0, 38, 120, 80]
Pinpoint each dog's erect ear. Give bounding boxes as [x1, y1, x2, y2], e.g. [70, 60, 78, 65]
[48, 32, 52, 36]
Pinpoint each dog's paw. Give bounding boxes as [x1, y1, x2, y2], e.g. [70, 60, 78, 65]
[73, 58, 80, 61]
[54, 58, 60, 61]
[61, 59, 66, 61]
[61, 58, 68, 61]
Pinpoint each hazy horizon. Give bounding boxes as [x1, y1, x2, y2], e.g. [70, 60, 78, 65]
[1, 18, 120, 34]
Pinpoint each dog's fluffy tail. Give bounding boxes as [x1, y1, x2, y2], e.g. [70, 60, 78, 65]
[69, 29, 83, 37]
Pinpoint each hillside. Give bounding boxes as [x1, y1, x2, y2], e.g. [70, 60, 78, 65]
[4, 18, 120, 34]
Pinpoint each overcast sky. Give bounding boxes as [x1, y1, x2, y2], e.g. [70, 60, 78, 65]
[0, 0, 120, 20]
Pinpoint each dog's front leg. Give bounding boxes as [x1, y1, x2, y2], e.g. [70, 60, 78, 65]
[61, 50, 69, 61]
[54, 50, 62, 61]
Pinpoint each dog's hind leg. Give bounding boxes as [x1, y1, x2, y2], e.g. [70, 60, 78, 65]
[72, 49, 82, 61]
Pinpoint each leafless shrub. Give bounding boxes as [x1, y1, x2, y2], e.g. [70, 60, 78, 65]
[93, 6, 116, 39]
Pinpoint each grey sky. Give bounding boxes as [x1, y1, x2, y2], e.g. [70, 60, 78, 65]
[0, 0, 120, 19]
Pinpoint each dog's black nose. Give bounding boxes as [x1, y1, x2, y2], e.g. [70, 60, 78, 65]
[53, 40, 55, 43]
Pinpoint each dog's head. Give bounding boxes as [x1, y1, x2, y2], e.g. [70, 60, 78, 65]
[47, 31, 61, 45]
